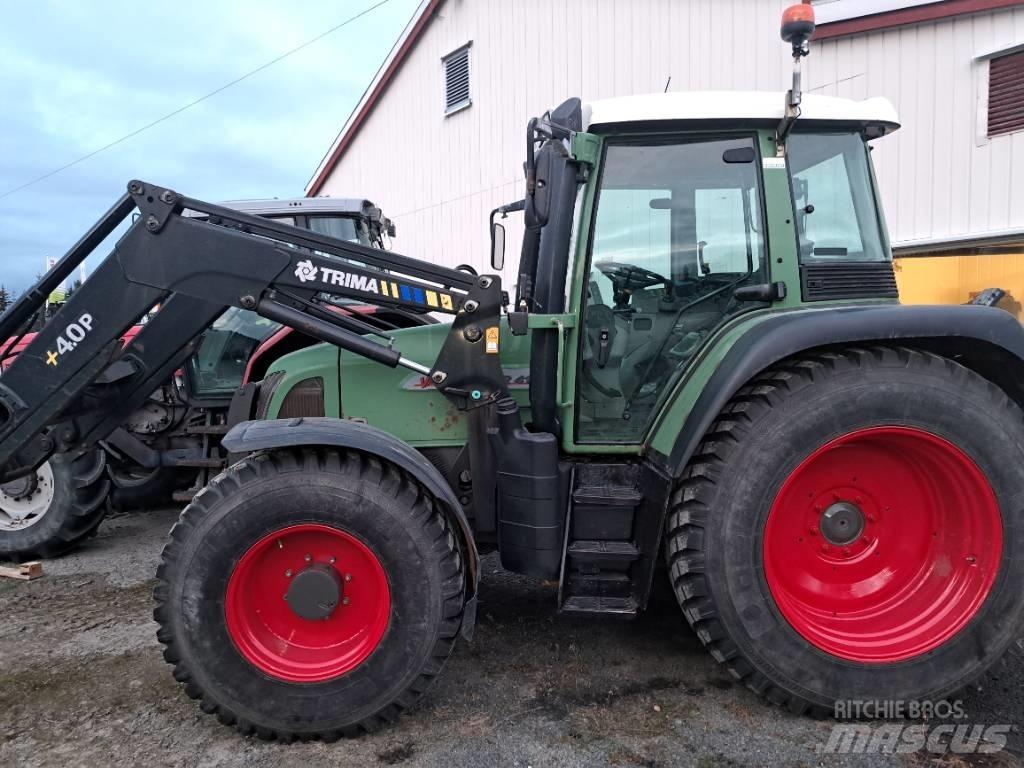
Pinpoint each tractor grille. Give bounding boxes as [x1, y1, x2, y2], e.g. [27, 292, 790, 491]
[277, 377, 325, 419]
[800, 263, 899, 302]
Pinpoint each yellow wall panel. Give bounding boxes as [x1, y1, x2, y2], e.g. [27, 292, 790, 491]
[894, 251, 1024, 318]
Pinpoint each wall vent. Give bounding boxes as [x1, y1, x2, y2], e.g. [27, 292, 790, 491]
[989, 49, 1024, 138]
[443, 43, 472, 115]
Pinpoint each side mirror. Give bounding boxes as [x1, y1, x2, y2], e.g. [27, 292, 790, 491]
[491, 222, 506, 271]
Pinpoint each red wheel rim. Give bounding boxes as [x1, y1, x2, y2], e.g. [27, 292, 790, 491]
[225, 524, 390, 682]
[764, 426, 1002, 663]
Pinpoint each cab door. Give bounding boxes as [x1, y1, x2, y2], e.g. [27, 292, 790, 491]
[575, 134, 769, 444]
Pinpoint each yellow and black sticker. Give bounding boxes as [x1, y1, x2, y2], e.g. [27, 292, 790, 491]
[485, 326, 499, 354]
[45, 313, 95, 367]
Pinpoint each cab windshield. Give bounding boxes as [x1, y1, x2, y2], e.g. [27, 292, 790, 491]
[786, 132, 889, 263]
[308, 215, 374, 248]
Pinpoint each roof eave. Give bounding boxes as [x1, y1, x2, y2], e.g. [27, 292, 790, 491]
[306, 0, 444, 197]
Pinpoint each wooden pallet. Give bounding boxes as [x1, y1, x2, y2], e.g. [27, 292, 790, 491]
[0, 561, 43, 581]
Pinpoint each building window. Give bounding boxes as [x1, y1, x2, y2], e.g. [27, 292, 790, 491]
[442, 43, 471, 115]
[988, 49, 1024, 138]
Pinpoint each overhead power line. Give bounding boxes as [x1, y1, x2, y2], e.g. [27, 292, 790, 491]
[0, 0, 393, 201]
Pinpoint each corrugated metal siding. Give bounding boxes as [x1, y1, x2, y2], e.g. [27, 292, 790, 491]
[318, 0, 797, 283]
[318, 0, 1024, 280]
[809, 5, 1024, 244]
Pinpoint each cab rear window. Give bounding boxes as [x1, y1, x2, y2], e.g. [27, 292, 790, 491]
[787, 133, 889, 263]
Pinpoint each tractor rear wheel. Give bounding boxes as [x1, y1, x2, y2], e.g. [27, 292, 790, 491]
[0, 449, 110, 560]
[666, 346, 1024, 714]
[154, 448, 465, 740]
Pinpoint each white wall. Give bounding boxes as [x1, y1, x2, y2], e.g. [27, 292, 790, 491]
[810, 4, 1024, 246]
[317, 0, 1024, 279]
[318, 0, 798, 282]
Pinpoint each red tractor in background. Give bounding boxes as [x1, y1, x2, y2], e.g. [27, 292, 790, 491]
[0, 196, 431, 560]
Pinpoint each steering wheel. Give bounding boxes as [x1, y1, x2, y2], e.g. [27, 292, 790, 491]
[594, 261, 671, 310]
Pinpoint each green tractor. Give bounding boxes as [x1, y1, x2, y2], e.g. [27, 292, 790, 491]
[2, 6, 1022, 741]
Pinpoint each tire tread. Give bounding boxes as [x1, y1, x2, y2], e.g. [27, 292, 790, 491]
[664, 344, 1018, 718]
[153, 446, 465, 742]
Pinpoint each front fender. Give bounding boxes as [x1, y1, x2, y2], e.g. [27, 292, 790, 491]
[652, 303, 1024, 478]
[222, 416, 480, 634]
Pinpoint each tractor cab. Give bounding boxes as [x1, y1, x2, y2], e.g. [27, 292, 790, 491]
[492, 88, 900, 451]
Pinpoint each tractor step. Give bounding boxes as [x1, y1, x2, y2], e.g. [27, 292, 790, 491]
[561, 595, 638, 618]
[572, 484, 643, 505]
[567, 540, 639, 571]
[559, 463, 645, 617]
[567, 571, 632, 598]
[571, 481, 642, 540]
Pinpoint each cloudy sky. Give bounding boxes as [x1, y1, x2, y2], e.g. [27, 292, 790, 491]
[0, 0, 420, 295]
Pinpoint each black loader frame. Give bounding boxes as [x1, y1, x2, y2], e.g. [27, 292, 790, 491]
[0, 181, 508, 485]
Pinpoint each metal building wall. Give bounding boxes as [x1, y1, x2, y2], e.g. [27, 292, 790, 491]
[315, 0, 798, 282]
[810, 4, 1024, 247]
[315, 0, 1024, 286]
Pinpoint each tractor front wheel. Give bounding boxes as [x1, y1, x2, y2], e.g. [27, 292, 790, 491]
[154, 448, 465, 740]
[667, 346, 1024, 713]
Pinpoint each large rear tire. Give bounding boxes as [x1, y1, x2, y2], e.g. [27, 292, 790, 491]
[154, 448, 465, 740]
[666, 346, 1024, 714]
[0, 450, 110, 560]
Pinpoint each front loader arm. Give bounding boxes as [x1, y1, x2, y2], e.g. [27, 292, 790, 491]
[0, 181, 507, 480]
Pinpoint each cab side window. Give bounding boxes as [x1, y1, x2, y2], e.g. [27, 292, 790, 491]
[577, 136, 767, 443]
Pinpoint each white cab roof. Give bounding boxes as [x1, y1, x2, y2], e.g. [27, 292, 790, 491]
[584, 92, 900, 135]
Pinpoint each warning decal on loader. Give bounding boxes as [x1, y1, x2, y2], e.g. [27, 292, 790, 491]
[45, 314, 95, 366]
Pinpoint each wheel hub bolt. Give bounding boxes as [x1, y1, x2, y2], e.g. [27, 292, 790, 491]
[820, 501, 865, 546]
[284, 564, 343, 621]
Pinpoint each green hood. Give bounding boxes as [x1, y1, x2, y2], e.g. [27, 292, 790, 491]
[264, 321, 532, 447]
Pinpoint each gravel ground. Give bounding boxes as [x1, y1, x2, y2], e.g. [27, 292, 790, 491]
[1, 508, 1021, 768]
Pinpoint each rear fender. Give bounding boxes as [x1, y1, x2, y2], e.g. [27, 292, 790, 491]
[654, 304, 1024, 478]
